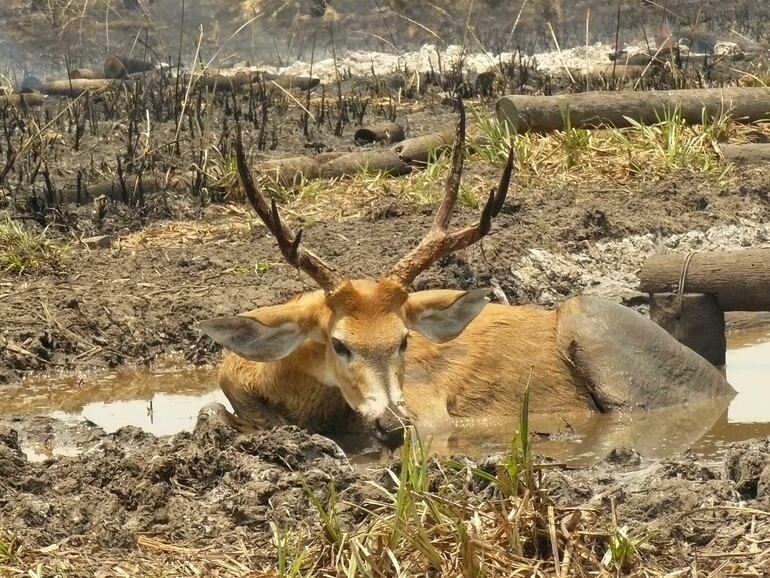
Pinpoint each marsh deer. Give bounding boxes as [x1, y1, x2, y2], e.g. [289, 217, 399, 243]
[201, 105, 734, 448]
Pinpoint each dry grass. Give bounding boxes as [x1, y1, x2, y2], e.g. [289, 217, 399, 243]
[120, 205, 255, 249]
[108, 111, 770, 249]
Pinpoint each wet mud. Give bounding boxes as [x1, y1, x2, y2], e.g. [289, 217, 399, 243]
[0, 1, 769, 573]
[1, 412, 769, 574]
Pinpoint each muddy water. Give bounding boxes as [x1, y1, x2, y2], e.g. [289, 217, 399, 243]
[1, 362, 224, 436]
[2, 326, 768, 465]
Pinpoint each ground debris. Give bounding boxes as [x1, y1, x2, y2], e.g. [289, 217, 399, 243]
[0, 415, 768, 576]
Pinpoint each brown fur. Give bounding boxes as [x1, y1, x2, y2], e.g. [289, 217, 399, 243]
[218, 283, 596, 433]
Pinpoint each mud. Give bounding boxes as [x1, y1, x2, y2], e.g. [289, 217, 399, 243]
[0, 413, 358, 557]
[0, 411, 769, 573]
[0, 2, 768, 572]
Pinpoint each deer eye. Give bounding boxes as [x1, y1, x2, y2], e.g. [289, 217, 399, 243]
[399, 335, 409, 354]
[331, 338, 352, 359]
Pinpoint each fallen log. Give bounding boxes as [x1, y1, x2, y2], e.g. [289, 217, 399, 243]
[40, 79, 124, 97]
[54, 175, 166, 204]
[263, 72, 320, 91]
[70, 68, 106, 80]
[609, 46, 679, 66]
[354, 123, 405, 145]
[496, 87, 770, 133]
[184, 72, 253, 92]
[259, 156, 321, 187]
[585, 63, 649, 79]
[719, 143, 770, 166]
[575, 64, 650, 86]
[391, 128, 455, 164]
[639, 249, 770, 311]
[319, 149, 412, 178]
[103, 55, 155, 78]
[0, 93, 44, 108]
[609, 52, 653, 66]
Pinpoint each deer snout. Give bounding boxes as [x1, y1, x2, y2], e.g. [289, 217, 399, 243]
[373, 405, 410, 449]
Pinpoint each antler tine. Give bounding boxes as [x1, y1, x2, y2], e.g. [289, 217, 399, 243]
[432, 99, 466, 231]
[234, 129, 343, 292]
[387, 125, 517, 289]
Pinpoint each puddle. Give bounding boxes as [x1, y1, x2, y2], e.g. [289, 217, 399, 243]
[1, 324, 768, 465]
[1, 361, 226, 437]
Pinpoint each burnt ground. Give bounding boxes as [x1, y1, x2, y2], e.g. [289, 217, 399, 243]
[0, 3, 769, 573]
[0, 413, 769, 574]
[2, 164, 769, 386]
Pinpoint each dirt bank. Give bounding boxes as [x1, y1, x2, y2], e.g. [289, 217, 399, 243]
[0, 412, 768, 575]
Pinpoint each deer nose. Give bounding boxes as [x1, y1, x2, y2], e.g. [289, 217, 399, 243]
[373, 408, 410, 449]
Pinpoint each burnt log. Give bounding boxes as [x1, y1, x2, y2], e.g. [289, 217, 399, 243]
[354, 123, 405, 145]
[0, 93, 44, 108]
[70, 68, 105, 80]
[39, 79, 124, 97]
[720, 143, 770, 166]
[53, 175, 166, 204]
[262, 72, 320, 91]
[103, 55, 155, 78]
[496, 87, 770, 133]
[184, 72, 254, 93]
[640, 249, 770, 312]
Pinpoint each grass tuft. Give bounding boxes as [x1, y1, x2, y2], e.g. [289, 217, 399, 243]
[0, 217, 69, 275]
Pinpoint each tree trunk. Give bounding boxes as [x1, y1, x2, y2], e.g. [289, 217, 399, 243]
[0, 93, 44, 108]
[496, 87, 770, 133]
[720, 143, 770, 166]
[639, 249, 770, 311]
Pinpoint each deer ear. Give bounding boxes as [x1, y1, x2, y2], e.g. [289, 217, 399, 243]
[404, 289, 489, 343]
[200, 316, 307, 361]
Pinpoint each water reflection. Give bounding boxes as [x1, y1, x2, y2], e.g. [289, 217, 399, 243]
[1, 324, 768, 465]
[2, 362, 227, 437]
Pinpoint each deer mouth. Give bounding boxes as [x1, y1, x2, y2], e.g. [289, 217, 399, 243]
[372, 411, 410, 449]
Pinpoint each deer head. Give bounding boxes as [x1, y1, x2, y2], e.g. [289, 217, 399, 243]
[201, 102, 515, 446]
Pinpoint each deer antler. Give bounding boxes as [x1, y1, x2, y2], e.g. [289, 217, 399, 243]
[387, 100, 516, 288]
[234, 128, 344, 293]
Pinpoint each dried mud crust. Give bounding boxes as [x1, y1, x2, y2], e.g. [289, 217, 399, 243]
[0, 414, 769, 573]
[0, 414, 360, 556]
[2, 166, 769, 385]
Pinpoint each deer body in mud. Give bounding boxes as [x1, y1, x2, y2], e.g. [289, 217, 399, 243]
[202, 106, 734, 447]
